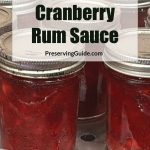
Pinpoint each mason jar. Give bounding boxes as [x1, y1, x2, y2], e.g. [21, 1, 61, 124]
[0, 31, 85, 150]
[0, 6, 11, 35]
[42, 0, 120, 122]
[103, 29, 150, 150]
[0, 0, 39, 28]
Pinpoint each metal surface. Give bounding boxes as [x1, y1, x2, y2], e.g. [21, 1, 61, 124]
[76, 118, 106, 150]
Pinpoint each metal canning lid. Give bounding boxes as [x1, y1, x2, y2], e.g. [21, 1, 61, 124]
[0, 7, 12, 36]
[45, 0, 120, 30]
[105, 0, 150, 8]
[103, 29, 150, 78]
[0, 31, 85, 79]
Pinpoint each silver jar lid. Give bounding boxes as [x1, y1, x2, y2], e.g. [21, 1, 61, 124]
[103, 29, 150, 78]
[0, 31, 85, 79]
[0, 7, 11, 36]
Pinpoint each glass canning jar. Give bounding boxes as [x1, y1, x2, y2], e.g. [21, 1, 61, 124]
[0, 6, 11, 35]
[44, 0, 120, 121]
[0, 31, 85, 150]
[103, 29, 150, 150]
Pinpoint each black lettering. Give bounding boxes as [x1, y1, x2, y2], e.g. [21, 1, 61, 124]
[99, 8, 106, 20]
[46, 8, 53, 20]
[92, 8, 99, 20]
[32, 28, 41, 43]
[83, 7, 92, 20]
[110, 30, 118, 43]
[80, 30, 89, 43]
[63, 8, 72, 20]
[107, 8, 115, 22]
[52, 30, 66, 43]
[42, 30, 51, 43]
[70, 28, 80, 43]
[100, 30, 109, 43]
[90, 31, 99, 43]
[36, 5, 45, 20]
[53, 8, 62, 20]
[73, 5, 82, 20]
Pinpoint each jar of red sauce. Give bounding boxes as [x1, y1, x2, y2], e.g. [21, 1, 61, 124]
[0, 32, 85, 150]
[0, 6, 11, 35]
[44, 0, 120, 121]
[104, 29, 150, 150]
[0, 0, 39, 29]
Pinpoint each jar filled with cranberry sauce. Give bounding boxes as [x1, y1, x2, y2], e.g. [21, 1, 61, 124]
[103, 29, 150, 150]
[44, 0, 121, 121]
[0, 6, 11, 35]
[0, 0, 39, 28]
[0, 31, 85, 150]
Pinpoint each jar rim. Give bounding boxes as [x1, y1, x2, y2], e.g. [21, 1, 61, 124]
[0, 61, 85, 79]
[103, 28, 150, 78]
[0, 31, 85, 79]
